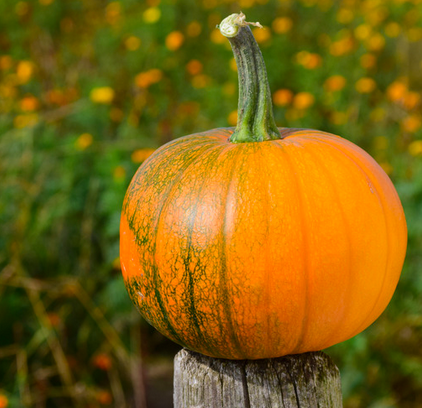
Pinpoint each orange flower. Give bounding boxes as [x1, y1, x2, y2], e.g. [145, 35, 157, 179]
[273, 89, 293, 106]
[186, 60, 203, 76]
[386, 81, 407, 102]
[135, 69, 162, 88]
[330, 35, 354, 56]
[0, 56, 12, 70]
[131, 148, 156, 163]
[96, 390, 112, 405]
[20, 95, 39, 111]
[47, 313, 61, 327]
[360, 54, 376, 69]
[293, 92, 315, 110]
[165, 31, 184, 51]
[324, 75, 346, 92]
[0, 394, 8, 408]
[228, 110, 238, 126]
[402, 115, 422, 133]
[125, 36, 141, 51]
[93, 353, 112, 371]
[296, 51, 322, 69]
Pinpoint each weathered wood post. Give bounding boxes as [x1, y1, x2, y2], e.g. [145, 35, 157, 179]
[174, 349, 342, 407]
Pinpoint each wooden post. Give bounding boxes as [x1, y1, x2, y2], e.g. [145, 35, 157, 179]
[174, 349, 342, 408]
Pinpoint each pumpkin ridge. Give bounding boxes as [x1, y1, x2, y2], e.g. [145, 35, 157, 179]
[273, 141, 310, 354]
[151, 142, 226, 347]
[125, 141, 223, 347]
[315, 138, 393, 337]
[296, 140, 354, 348]
[220, 146, 249, 358]
[171, 144, 231, 357]
[310, 137, 393, 337]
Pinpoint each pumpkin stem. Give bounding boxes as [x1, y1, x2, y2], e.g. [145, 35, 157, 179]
[219, 13, 281, 143]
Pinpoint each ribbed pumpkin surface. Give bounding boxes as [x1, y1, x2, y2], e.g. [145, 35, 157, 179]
[120, 127, 407, 359]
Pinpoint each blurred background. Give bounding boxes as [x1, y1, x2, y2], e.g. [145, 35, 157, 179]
[1, 0, 422, 407]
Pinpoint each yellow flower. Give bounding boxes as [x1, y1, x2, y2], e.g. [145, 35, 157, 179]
[330, 111, 348, 125]
[16, 61, 34, 84]
[324, 75, 346, 92]
[373, 136, 389, 150]
[407, 27, 422, 42]
[293, 92, 315, 110]
[379, 162, 393, 175]
[135, 69, 162, 88]
[143, 7, 161, 24]
[131, 148, 156, 163]
[39, 0, 54, 5]
[355, 24, 372, 41]
[272, 17, 293, 34]
[75, 133, 93, 150]
[273, 89, 293, 106]
[125, 36, 141, 51]
[210, 28, 225, 44]
[90, 87, 114, 104]
[253, 27, 271, 44]
[366, 33, 385, 51]
[355, 77, 376, 93]
[408, 140, 422, 156]
[336, 8, 354, 24]
[228, 110, 238, 126]
[222, 82, 236, 96]
[165, 31, 184, 51]
[187, 21, 202, 37]
[385, 22, 401, 38]
[113, 166, 126, 181]
[191, 74, 210, 89]
[14, 113, 38, 128]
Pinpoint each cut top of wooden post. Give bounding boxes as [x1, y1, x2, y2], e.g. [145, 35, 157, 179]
[174, 349, 342, 408]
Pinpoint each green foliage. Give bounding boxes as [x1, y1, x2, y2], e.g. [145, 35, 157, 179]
[1, 0, 421, 407]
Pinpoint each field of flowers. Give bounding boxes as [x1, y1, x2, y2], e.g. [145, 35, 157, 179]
[1, 0, 422, 407]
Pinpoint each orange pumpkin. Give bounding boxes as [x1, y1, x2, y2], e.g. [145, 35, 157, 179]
[120, 13, 407, 359]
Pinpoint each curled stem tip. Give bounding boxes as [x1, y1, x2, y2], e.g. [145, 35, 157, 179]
[218, 12, 263, 38]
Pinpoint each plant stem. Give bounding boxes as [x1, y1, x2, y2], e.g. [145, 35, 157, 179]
[219, 13, 281, 143]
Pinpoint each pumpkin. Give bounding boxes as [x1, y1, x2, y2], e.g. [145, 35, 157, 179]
[120, 13, 407, 359]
